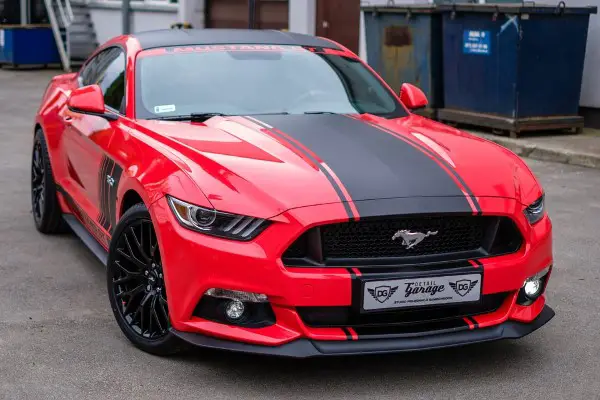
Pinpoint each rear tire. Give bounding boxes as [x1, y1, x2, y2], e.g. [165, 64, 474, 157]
[31, 129, 64, 233]
[107, 203, 186, 356]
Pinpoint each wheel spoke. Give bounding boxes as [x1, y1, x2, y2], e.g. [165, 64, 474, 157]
[113, 275, 133, 285]
[135, 290, 151, 315]
[33, 150, 41, 170]
[117, 248, 146, 270]
[116, 283, 144, 300]
[32, 169, 40, 183]
[150, 295, 164, 333]
[122, 289, 144, 316]
[149, 225, 157, 257]
[139, 299, 146, 334]
[123, 233, 136, 258]
[32, 188, 40, 205]
[37, 192, 45, 214]
[114, 260, 141, 277]
[130, 226, 150, 262]
[157, 295, 169, 323]
[148, 303, 154, 335]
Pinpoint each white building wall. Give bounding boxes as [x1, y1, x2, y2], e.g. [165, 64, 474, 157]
[87, 1, 180, 44]
[178, 0, 205, 28]
[288, 0, 315, 34]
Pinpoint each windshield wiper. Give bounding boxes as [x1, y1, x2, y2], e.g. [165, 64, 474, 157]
[150, 112, 230, 122]
[303, 111, 337, 115]
[150, 111, 295, 121]
[190, 112, 230, 121]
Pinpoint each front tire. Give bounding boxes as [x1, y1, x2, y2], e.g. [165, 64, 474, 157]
[107, 203, 185, 356]
[31, 129, 64, 233]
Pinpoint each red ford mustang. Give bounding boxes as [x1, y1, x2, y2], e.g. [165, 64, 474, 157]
[32, 29, 554, 357]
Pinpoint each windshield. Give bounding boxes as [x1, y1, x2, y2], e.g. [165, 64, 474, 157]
[135, 45, 406, 119]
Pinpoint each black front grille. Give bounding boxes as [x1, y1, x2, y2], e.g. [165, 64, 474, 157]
[297, 292, 508, 333]
[322, 216, 483, 258]
[283, 215, 522, 266]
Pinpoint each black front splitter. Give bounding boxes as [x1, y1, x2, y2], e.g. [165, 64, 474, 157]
[170, 305, 555, 358]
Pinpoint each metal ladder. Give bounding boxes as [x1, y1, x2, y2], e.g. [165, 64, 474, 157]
[43, 0, 73, 71]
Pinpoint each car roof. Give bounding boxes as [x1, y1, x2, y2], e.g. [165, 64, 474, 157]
[132, 29, 341, 50]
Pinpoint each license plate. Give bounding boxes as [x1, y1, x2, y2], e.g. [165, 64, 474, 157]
[362, 273, 482, 311]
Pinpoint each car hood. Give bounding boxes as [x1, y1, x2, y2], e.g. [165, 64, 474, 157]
[137, 113, 540, 219]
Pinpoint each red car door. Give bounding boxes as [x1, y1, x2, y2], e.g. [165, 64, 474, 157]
[60, 47, 126, 239]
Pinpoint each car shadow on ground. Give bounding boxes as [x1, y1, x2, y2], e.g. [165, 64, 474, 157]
[167, 339, 542, 389]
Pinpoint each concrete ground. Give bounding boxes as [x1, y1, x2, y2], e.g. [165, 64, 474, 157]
[467, 129, 600, 170]
[1, 69, 600, 400]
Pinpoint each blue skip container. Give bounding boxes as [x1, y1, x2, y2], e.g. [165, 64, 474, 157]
[437, 3, 597, 137]
[0, 26, 60, 66]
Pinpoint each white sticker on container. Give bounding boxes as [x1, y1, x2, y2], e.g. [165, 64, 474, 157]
[0, 30, 4, 47]
[154, 104, 176, 113]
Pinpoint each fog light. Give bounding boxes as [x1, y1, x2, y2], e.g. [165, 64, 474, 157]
[517, 266, 551, 305]
[225, 300, 245, 320]
[197, 288, 275, 327]
[524, 279, 542, 298]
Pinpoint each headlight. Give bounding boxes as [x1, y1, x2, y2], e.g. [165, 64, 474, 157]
[523, 194, 545, 225]
[167, 196, 270, 240]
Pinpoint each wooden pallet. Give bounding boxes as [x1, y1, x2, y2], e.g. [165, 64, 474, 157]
[437, 108, 584, 138]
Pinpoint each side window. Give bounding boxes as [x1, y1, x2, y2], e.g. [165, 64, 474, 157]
[78, 48, 126, 114]
[97, 51, 126, 113]
[79, 48, 117, 86]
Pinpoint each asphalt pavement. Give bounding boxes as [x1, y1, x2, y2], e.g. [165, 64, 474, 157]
[1, 69, 600, 400]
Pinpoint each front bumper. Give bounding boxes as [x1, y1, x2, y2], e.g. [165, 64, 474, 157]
[171, 305, 554, 357]
[150, 195, 554, 351]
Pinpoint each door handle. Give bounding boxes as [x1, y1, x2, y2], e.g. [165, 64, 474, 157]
[63, 115, 73, 124]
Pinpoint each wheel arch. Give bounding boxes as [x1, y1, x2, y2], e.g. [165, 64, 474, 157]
[120, 189, 145, 218]
[115, 175, 153, 223]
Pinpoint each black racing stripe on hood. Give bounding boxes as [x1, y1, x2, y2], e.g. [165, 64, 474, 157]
[254, 114, 472, 215]
[244, 116, 356, 219]
[365, 120, 481, 214]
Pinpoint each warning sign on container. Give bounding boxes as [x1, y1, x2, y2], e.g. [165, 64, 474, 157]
[463, 30, 490, 55]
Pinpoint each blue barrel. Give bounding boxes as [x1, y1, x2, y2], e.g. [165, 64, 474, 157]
[437, 3, 597, 137]
[0, 26, 60, 66]
[362, 5, 443, 118]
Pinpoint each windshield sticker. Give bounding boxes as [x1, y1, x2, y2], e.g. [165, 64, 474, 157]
[172, 44, 305, 53]
[139, 45, 308, 58]
[154, 104, 176, 114]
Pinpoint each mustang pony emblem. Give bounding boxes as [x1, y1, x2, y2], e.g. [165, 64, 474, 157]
[392, 229, 438, 249]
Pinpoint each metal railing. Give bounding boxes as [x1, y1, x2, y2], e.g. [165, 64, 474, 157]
[43, 0, 74, 71]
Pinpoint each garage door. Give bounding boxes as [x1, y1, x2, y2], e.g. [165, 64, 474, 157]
[206, 0, 289, 30]
[316, 0, 360, 53]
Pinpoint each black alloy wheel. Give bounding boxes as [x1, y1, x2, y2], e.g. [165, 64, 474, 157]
[31, 129, 64, 233]
[111, 219, 169, 339]
[107, 203, 185, 355]
[31, 138, 46, 224]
